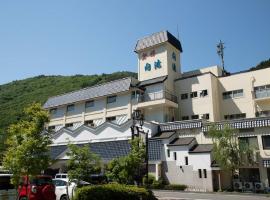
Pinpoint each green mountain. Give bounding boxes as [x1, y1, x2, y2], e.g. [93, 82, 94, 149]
[0, 71, 137, 133]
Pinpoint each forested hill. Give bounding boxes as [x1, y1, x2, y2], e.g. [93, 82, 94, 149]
[0, 71, 137, 133]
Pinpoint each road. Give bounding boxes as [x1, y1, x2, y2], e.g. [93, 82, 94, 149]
[154, 190, 269, 200]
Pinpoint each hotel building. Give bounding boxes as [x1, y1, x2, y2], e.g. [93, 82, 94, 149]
[45, 31, 270, 192]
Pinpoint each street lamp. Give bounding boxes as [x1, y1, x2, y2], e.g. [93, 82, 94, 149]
[131, 110, 148, 186]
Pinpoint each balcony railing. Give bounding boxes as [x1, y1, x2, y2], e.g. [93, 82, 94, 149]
[138, 91, 178, 103]
[254, 89, 270, 99]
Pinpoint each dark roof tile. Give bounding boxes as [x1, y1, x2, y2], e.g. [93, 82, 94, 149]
[189, 144, 213, 153]
[44, 77, 135, 109]
[167, 137, 195, 146]
[135, 30, 182, 52]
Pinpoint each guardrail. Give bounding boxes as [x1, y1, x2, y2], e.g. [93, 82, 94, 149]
[254, 89, 270, 99]
[138, 91, 178, 103]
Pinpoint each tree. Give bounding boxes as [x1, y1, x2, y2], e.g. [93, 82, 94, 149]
[209, 126, 254, 186]
[106, 137, 146, 184]
[3, 103, 52, 187]
[0, 132, 6, 163]
[67, 143, 101, 183]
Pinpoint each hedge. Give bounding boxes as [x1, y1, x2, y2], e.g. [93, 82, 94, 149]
[74, 183, 157, 200]
[163, 184, 187, 190]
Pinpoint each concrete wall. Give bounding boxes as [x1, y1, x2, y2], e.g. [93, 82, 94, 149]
[162, 161, 213, 192]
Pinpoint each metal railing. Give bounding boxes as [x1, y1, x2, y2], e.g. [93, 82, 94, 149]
[254, 89, 270, 99]
[138, 91, 178, 103]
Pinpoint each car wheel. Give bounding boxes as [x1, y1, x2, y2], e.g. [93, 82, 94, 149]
[60, 195, 68, 200]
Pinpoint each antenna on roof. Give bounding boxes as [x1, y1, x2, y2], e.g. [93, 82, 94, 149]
[217, 40, 225, 73]
[177, 24, 180, 40]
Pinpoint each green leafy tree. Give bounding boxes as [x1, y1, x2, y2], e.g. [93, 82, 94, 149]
[3, 103, 52, 187]
[67, 143, 101, 183]
[106, 137, 146, 184]
[209, 126, 255, 187]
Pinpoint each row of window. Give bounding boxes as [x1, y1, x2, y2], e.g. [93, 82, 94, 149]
[224, 113, 246, 120]
[181, 90, 208, 100]
[48, 116, 117, 131]
[167, 150, 189, 164]
[223, 89, 244, 99]
[50, 95, 117, 115]
[182, 113, 209, 121]
[198, 169, 207, 179]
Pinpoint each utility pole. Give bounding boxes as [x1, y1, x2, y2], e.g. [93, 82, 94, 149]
[217, 40, 225, 73]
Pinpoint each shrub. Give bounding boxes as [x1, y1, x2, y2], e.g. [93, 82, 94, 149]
[163, 184, 187, 191]
[74, 183, 157, 200]
[143, 174, 156, 185]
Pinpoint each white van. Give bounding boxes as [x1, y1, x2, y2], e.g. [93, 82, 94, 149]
[0, 174, 16, 200]
[55, 173, 68, 179]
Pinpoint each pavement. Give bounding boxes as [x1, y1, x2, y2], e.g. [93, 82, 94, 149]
[154, 190, 270, 200]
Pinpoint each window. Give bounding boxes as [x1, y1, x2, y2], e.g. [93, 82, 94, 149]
[185, 156, 188, 165]
[106, 116, 116, 122]
[190, 91, 198, 98]
[202, 113, 209, 120]
[181, 93, 188, 100]
[107, 95, 117, 104]
[224, 113, 246, 120]
[67, 104, 75, 112]
[167, 149, 170, 158]
[132, 91, 140, 99]
[85, 100, 94, 108]
[262, 135, 270, 150]
[254, 84, 270, 99]
[200, 90, 208, 97]
[174, 152, 177, 161]
[48, 126, 55, 132]
[50, 108, 57, 115]
[172, 63, 176, 72]
[198, 169, 202, 178]
[172, 52, 176, 61]
[191, 115, 199, 120]
[223, 89, 243, 99]
[256, 110, 270, 117]
[203, 169, 207, 178]
[85, 120, 94, 127]
[65, 123, 73, 128]
[182, 116, 189, 120]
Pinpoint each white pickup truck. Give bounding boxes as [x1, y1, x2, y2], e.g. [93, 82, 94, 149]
[0, 174, 16, 200]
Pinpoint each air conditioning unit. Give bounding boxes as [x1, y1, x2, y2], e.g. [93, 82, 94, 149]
[244, 182, 253, 191]
[254, 182, 264, 191]
[233, 181, 243, 191]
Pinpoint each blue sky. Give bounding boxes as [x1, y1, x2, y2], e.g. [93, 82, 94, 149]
[0, 0, 269, 84]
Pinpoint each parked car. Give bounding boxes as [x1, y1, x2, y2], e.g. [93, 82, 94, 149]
[55, 173, 68, 179]
[0, 174, 16, 200]
[89, 174, 108, 184]
[18, 175, 56, 200]
[53, 178, 90, 200]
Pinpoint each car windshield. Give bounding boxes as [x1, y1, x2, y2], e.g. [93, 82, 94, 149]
[30, 177, 53, 186]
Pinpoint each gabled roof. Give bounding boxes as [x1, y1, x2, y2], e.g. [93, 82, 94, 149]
[50, 139, 162, 161]
[151, 131, 175, 139]
[167, 137, 195, 146]
[134, 30, 183, 53]
[189, 144, 213, 153]
[44, 77, 137, 109]
[138, 76, 167, 87]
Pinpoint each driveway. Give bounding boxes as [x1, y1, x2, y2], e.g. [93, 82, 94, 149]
[154, 190, 269, 200]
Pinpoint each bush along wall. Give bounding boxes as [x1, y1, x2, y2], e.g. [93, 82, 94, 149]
[74, 183, 157, 200]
